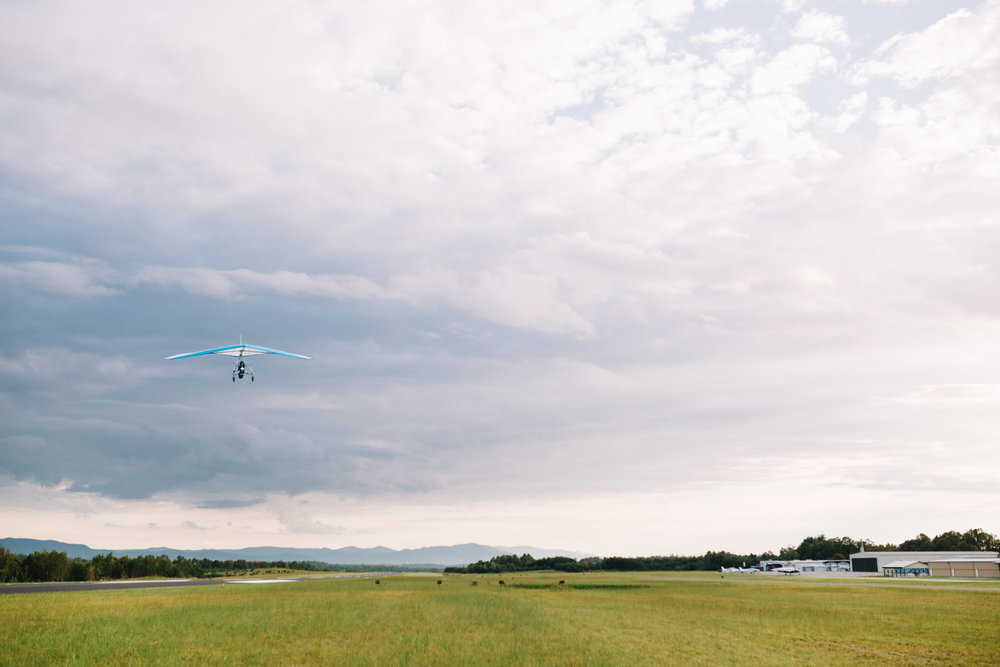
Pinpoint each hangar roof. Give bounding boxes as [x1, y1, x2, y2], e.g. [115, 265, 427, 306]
[882, 561, 927, 569]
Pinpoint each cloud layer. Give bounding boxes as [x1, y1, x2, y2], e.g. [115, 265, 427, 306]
[2, 0, 999, 554]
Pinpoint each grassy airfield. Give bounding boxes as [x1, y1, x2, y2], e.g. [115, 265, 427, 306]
[3, 571, 999, 665]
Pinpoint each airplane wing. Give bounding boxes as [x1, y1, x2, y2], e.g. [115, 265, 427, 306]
[165, 343, 310, 360]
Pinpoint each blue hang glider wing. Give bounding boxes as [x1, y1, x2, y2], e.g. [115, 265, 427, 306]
[165, 342, 310, 360]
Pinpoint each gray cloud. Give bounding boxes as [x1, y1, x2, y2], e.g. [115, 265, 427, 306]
[2, 0, 999, 553]
[196, 497, 267, 510]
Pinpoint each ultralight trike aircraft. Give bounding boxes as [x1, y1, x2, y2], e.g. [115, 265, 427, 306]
[166, 337, 310, 381]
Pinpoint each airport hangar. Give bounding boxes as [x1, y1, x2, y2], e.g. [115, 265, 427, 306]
[850, 550, 1000, 578]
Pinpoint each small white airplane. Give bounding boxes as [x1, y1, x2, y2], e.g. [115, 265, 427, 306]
[772, 565, 801, 576]
[166, 337, 310, 381]
[720, 566, 760, 573]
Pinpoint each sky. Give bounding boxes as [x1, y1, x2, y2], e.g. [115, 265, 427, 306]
[1, 0, 999, 557]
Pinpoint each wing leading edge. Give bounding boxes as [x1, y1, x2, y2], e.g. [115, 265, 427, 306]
[165, 343, 310, 360]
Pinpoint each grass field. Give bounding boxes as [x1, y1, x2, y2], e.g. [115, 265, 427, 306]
[3, 571, 999, 665]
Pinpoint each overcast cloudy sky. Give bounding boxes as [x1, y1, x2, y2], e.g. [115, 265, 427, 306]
[2, 0, 998, 557]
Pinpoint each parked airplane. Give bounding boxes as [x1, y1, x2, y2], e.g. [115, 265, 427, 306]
[772, 565, 801, 575]
[720, 566, 760, 573]
[166, 337, 309, 381]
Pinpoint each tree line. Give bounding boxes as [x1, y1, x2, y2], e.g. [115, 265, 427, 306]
[444, 551, 774, 574]
[445, 528, 1000, 574]
[774, 528, 999, 561]
[4, 528, 997, 582]
[0, 548, 338, 584]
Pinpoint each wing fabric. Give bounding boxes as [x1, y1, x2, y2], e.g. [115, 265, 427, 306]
[165, 344, 245, 360]
[241, 344, 310, 359]
[165, 344, 310, 360]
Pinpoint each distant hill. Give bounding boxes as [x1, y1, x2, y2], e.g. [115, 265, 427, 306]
[0, 538, 590, 567]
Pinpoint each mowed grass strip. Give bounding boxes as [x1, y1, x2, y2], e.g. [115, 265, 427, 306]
[497, 573, 1000, 665]
[1, 577, 611, 665]
[2, 573, 999, 665]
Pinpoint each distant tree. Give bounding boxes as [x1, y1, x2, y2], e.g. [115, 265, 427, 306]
[857, 539, 897, 552]
[69, 558, 94, 581]
[23, 550, 70, 582]
[794, 535, 859, 560]
[828, 537, 859, 559]
[898, 533, 933, 551]
[698, 551, 743, 571]
[912, 529, 1000, 552]
[601, 557, 639, 571]
[931, 531, 966, 551]
[794, 536, 824, 560]
[92, 552, 124, 579]
[154, 554, 176, 577]
[959, 528, 1000, 551]
[533, 556, 565, 569]
[778, 546, 799, 560]
[0, 546, 23, 583]
[173, 555, 192, 577]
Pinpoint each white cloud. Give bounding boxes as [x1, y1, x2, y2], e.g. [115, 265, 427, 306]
[826, 91, 868, 133]
[877, 384, 1000, 406]
[691, 27, 757, 45]
[852, 4, 1000, 87]
[792, 11, 850, 46]
[0, 259, 119, 297]
[636, 0, 696, 29]
[389, 264, 598, 339]
[792, 265, 836, 288]
[3, 0, 1000, 555]
[132, 266, 386, 301]
[749, 43, 838, 95]
[1, 253, 599, 338]
[0, 348, 172, 392]
[134, 262, 596, 337]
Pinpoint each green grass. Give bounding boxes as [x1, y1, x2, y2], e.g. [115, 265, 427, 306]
[2, 572, 999, 665]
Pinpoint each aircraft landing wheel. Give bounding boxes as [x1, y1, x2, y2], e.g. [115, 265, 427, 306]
[251, 376, 254, 382]
[232, 376, 235, 382]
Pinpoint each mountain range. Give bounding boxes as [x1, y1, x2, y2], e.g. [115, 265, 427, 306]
[0, 538, 590, 567]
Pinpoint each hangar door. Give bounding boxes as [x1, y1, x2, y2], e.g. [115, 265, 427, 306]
[851, 557, 878, 572]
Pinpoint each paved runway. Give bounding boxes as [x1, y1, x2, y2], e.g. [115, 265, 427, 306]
[1, 579, 221, 595]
